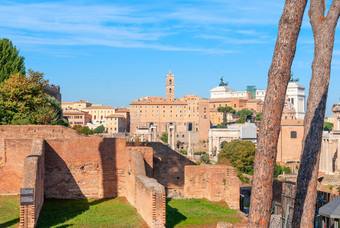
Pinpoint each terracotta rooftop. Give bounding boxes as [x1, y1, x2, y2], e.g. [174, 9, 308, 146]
[75, 100, 91, 103]
[115, 109, 130, 113]
[105, 114, 125, 118]
[63, 111, 89, 115]
[83, 106, 116, 110]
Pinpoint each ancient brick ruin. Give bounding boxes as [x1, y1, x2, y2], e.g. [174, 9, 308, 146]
[0, 126, 241, 227]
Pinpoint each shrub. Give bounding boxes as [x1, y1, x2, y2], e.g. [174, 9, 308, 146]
[218, 140, 255, 175]
[160, 132, 168, 143]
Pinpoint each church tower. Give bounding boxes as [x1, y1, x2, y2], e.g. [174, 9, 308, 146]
[166, 69, 175, 101]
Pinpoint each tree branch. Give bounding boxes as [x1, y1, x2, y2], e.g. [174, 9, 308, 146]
[310, 0, 326, 26]
[327, 0, 340, 26]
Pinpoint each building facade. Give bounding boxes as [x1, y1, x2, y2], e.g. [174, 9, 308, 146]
[210, 78, 306, 119]
[319, 103, 340, 175]
[63, 111, 91, 127]
[105, 114, 126, 134]
[130, 70, 210, 145]
[62, 100, 92, 111]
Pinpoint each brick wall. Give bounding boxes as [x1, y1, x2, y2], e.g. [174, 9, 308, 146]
[0, 126, 166, 227]
[147, 142, 196, 197]
[184, 165, 240, 209]
[20, 139, 45, 228]
[0, 126, 126, 199]
[126, 146, 154, 178]
[124, 149, 166, 227]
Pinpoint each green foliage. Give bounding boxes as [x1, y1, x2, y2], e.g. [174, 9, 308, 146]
[255, 112, 262, 121]
[274, 165, 292, 178]
[194, 151, 206, 155]
[323, 122, 333, 131]
[236, 109, 253, 123]
[237, 173, 250, 184]
[160, 132, 168, 144]
[0, 38, 25, 82]
[216, 124, 224, 128]
[72, 125, 93, 135]
[217, 106, 236, 128]
[0, 71, 64, 125]
[201, 153, 210, 164]
[57, 118, 70, 127]
[93, 125, 105, 133]
[221, 141, 228, 149]
[166, 198, 241, 227]
[179, 149, 187, 155]
[218, 140, 255, 175]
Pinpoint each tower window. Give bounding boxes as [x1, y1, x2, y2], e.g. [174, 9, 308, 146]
[169, 79, 172, 85]
[169, 88, 172, 93]
[291, 131, 297, 138]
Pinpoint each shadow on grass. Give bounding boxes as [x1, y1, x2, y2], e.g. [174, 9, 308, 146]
[166, 199, 187, 228]
[37, 198, 111, 227]
[0, 218, 20, 228]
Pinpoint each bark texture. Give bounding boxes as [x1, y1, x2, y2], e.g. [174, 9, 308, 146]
[247, 0, 307, 227]
[292, 0, 340, 227]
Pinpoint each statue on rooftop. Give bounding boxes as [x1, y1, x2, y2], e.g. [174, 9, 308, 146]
[219, 77, 229, 86]
[289, 73, 299, 82]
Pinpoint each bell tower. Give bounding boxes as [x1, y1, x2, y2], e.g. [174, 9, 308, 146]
[166, 69, 175, 101]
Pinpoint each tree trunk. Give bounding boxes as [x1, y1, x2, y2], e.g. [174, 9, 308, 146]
[248, 0, 307, 227]
[292, 1, 340, 227]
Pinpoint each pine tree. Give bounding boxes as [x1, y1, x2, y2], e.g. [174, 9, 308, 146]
[0, 38, 25, 82]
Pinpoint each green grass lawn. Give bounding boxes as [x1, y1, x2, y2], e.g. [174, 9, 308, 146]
[0, 196, 147, 228]
[0, 196, 241, 228]
[166, 198, 241, 227]
[0, 195, 20, 228]
[37, 198, 147, 227]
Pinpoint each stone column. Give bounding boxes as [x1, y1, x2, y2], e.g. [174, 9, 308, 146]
[320, 140, 324, 172]
[325, 140, 330, 175]
[171, 127, 175, 149]
[153, 127, 157, 142]
[167, 126, 171, 146]
[209, 136, 213, 156]
[337, 139, 340, 173]
[217, 137, 221, 155]
[328, 141, 334, 174]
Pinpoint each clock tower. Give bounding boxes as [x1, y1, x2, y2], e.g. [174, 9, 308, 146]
[166, 69, 175, 101]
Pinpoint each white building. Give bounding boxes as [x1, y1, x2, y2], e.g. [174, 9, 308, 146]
[208, 122, 257, 156]
[210, 80, 305, 119]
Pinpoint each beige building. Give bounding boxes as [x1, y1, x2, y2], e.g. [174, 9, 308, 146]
[130, 70, 210, 144]
[319, 103, 340, 175]
[63, 111, 91, 127]
[62, 100, 130, 132]
[62, 100, 92, 111]
[82, 105, 117, 123]
[208, 98, 263, 126]
[105, 114, 126, 134]
[277, 119, 304, 163]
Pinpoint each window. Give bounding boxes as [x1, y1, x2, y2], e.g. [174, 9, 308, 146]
[291, 98, 294, 105]
[291, 131, 297, 138]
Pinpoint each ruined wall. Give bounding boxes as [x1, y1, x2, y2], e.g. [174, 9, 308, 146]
[20, 139, 45, 228]
[184, 165, 240, 209]
[126, 146, 154, 178]
[1, 126, 167, 227]
[124, 150, 165, 227]
[0, 126, 126, 198]
[147, 142, 196, 197]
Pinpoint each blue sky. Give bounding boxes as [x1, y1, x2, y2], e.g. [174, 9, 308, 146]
[1, 0, 340, 116]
